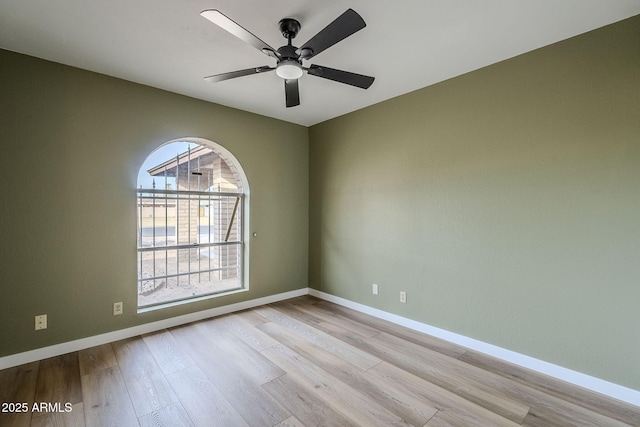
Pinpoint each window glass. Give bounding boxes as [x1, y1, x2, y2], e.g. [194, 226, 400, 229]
[137, 140, 246, 308]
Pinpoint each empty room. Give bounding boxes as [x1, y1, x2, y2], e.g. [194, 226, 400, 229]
[1, 1, 639, 426]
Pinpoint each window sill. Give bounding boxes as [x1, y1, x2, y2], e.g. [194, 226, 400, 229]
[136, 287, 249, 314]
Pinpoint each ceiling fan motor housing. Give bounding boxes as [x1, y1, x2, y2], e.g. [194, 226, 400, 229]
[278, 44, 300, 61]
[279, 18, 301, 39]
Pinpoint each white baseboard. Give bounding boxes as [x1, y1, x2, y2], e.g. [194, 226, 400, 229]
[308, 289, 640, 408]
[0, 288, 308, 371]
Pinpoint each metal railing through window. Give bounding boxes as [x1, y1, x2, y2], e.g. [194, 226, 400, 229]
[136, 188, 244, 307]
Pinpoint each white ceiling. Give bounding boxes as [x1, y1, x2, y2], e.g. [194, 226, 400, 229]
[1, 1, 639, 126]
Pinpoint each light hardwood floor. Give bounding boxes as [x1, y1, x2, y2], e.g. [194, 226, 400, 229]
[1, 295, 638, 426]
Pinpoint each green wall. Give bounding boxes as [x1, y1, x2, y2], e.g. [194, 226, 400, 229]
[0, 49, 308, 356]
[309, 16, 640, 390]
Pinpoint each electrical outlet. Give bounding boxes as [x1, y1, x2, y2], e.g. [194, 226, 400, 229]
[372, 283, 379, 295]
[400, 291, 407, 304]
[35, 314, 47, 330]
[113, 302, 123, 316]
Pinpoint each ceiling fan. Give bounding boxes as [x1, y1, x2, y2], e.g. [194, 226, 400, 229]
[200, 8, 375, 108]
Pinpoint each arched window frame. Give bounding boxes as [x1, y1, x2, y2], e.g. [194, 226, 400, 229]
[136, 137, 250, 310]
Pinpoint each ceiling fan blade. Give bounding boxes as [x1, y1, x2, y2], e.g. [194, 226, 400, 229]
[201, 10, 279, 58]
[307, 64, 374, 89]
[298, 9, 366, 60]
[284, 79, 300, 107]
[205, 66, 274, 83]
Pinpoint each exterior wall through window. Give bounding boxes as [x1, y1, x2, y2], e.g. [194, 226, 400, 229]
[136, 138, 248, 308]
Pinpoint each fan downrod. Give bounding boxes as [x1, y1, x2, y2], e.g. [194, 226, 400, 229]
[279, 18, 301, 40]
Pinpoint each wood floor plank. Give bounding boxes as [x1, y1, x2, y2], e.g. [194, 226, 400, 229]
[458, 349, 640, 426]
[141, 329, 196, 375]
[29, 402, 84, 427]
[522, 408, 567, 427]
[267, 302, 324, 328]
[194, 320, 285, 385]
[258, 320, 439, 426]
[78, 344, 117, 376]
[371, 332, 632, 427]
[262, 375, 358, 427]
[521, 401, 633, 427]
[198, 362, 289, 426]
[424, 409, 474, 427]
[215, 312, 280, 352]
[137, 402, 194, 427]
[521, 403, 631, 427]
[369, 361, 520, 426]
[0, 361, 39, 427]
[165, 365, 247, 427]
[170, 323, 290, 426]
[313, 299, 468, 358]
[255, 305, 381, 371]
[279, 300, 381, 338]
[230, 308, 271, 326]
[0, 411, 31, 427]
[371, 331, 530, 423]
[316, 319, 529, 424]
[273, 415, 306, 427]
[261, 344, 408, 426]
[81, 366, 138, 427]
[112, 337, 178, 418]
[33, 353, 82, 407]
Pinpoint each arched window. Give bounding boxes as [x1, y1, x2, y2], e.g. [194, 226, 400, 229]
[136, 138, 248, 308]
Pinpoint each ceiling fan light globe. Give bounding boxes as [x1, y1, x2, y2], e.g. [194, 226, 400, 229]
[276, 61, 303, 80]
